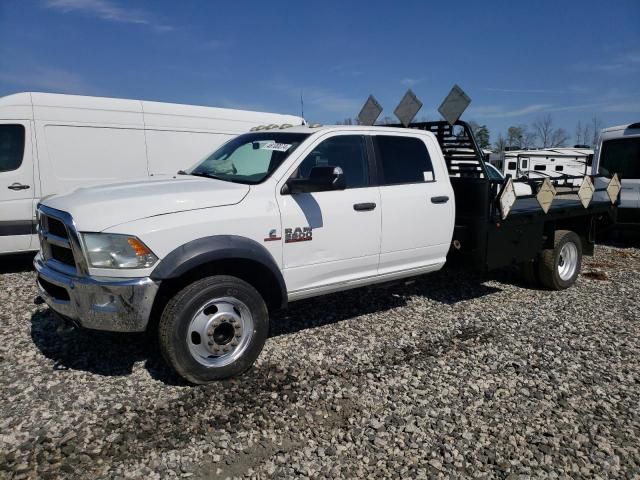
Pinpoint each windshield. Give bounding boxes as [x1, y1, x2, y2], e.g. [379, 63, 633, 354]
[189, 132, 310, 184]
[599, 137, 640, 179]
[485, 163, 504, 181]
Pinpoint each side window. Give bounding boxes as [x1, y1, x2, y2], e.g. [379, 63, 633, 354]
[507, 161, 517, 170]
[555, 165, 564, 172]
[0, 125, 26, 173]
[375, 135, 433, 185]
[294, 135, 368, 188]
[534, 165, 546, 171]
[521, 159, 528, 169]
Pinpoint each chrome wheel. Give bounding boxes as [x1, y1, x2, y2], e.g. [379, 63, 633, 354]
[557, 242, 578, 281]
[186, 297, 254, 368]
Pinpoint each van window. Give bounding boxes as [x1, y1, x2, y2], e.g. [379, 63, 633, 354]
[600, 138, 640, 178]
[0, 125, 25, 173]
[375, 136, 434, 185]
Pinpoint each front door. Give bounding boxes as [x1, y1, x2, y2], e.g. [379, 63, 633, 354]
[0, 121, 35, 253]
[277, 134, 381, 296]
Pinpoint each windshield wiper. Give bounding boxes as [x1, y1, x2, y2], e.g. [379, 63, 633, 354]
[187, 171, 247, 184]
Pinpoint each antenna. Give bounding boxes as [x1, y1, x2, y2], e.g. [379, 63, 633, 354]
[300, 90, 304, 123]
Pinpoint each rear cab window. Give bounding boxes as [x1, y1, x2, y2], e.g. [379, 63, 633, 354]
[374, 135, 434, 185]
[0, 125, 26, 172]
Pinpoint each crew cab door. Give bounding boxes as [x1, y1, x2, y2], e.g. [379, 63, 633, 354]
[0, 121, 35, 253]
[277, 133, 380, 295]
[374, 134, 454, 274]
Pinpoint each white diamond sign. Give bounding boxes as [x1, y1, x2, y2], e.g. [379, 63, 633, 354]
[394, 89, 423, 127]
[499, 178, 516, 219]
[536, 178, 557, 213]
[607, 173, 621, 204]
[577, 175, 595, 208]
[357, 95, 383, 126]
[438, 84, 471, 125]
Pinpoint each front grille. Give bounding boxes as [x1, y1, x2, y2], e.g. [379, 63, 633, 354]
[39, 210, 79, 273]
[50, 244, 75, 267]
[47, 217, 68, 239]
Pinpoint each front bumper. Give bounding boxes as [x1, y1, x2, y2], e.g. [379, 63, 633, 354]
[34, 253, 160, 332]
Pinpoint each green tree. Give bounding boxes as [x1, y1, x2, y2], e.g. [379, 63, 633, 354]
[469, 121, 491, 149]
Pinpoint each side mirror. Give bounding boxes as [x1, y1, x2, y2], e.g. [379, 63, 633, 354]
[283, 166, 346, 194]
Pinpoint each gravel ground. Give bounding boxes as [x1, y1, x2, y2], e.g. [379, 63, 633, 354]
[1, 243, 640, 479]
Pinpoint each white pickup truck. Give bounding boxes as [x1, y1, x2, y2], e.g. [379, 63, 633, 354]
[34, 121, 619, 383]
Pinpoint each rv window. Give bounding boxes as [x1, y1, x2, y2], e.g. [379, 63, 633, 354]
[0, 125, 25, 173]
[521, 159, 528, 169]
[507, 161, 517, 170]
[375, 136, 434, 185]
[534, 165, 546, 171]
[555, 165, 564, 172]
[599, 138, 640, 178]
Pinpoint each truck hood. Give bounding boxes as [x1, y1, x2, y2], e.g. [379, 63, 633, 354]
[42, 175, 250, 231]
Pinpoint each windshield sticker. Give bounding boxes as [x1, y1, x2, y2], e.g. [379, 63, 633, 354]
[262, 142, 292, 152]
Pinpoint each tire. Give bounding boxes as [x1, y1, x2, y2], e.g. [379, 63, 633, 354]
[519, 258, 539, 286]
[538, 230, 582, 290]
[158, 275, 269, 384]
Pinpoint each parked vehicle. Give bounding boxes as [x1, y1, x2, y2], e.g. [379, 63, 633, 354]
[592, 122, 640, 225]
[491, 147, 593, 185]
[484, 162, 532, 196]
[0, 92, 303, 255]
[34, 121, 619, 383]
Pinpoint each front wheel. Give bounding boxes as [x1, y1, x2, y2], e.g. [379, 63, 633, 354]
[158, 275, 269, 384]
[538, 230, 582, 290]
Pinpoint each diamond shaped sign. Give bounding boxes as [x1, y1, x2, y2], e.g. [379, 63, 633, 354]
[394, 89, 423, 127]
[357, 95, 383, 126]
[536, 178, 557, 213]
[607, 173, 621, 204]
[499, 178, 517, 220]
[577, 175, 595, 208]
[438, 84, 471, 125]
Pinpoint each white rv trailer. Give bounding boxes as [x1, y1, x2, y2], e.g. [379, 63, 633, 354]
[497, 147, 594, 181]
[0, 92, 304, 255]
[593, 122, 640, 225]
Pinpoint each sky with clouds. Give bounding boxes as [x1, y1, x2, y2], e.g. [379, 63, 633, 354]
[0, 0, 638, 144]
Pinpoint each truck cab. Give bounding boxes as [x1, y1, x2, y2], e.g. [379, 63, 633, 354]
[35, 124, 454, 383]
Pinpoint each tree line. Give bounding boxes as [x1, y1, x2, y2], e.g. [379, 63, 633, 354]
[337, 114, 604, 152]
[471, 115, 603, 152]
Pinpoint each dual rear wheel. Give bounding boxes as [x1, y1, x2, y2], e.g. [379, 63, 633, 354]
[520, 230, 583, 290]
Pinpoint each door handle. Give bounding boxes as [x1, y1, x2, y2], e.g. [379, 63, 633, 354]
[430, 195, 449, 204]
[353, 202, 376, 211]
[8, 183, 30, 191]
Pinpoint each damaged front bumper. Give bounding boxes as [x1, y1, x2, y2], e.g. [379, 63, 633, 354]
[34, 253, 159, 332]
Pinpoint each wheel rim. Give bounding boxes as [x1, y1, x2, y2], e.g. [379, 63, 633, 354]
[186, 297, 254, 368]
[557, 242, 578, 281]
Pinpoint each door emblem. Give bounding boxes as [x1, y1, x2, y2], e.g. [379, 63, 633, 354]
[285, 227, 313, 243]
[264, 229, 281, 242]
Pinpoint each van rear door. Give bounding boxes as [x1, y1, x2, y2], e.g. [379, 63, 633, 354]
[0, 121, 35, 253]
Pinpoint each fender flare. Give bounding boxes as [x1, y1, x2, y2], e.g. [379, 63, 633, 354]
[150, 235, 287, 308]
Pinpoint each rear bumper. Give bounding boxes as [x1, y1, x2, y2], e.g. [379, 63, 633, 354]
[34, 253, 159, 332]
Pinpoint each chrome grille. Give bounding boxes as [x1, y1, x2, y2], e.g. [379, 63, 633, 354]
[38, 208, 80, 274]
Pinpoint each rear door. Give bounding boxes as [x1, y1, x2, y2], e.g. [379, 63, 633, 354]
[0, 121, 35, 253]
[374, 133, 454, 274]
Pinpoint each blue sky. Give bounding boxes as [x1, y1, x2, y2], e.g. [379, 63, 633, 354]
[1, 0, 639, 144]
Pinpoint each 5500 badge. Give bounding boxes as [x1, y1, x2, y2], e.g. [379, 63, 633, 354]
[285, 227, 312, 243]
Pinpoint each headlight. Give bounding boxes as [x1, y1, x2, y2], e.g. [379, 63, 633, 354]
[82, 233, 158, 269]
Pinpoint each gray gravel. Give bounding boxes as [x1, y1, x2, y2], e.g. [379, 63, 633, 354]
[1, 244, 640, 479]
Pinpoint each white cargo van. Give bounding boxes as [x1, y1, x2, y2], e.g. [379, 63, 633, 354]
[593, 122, 640, 225]
[0, 92, 303, 255]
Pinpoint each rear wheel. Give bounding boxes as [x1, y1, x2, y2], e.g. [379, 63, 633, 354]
[158, 275, 269, 384]
[538, 230, 582, 290]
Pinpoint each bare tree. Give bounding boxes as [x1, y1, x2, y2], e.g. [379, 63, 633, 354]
[493, 133, 507, 153]
[533, 114, 568, 148]
[575, 120, 584, 145]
